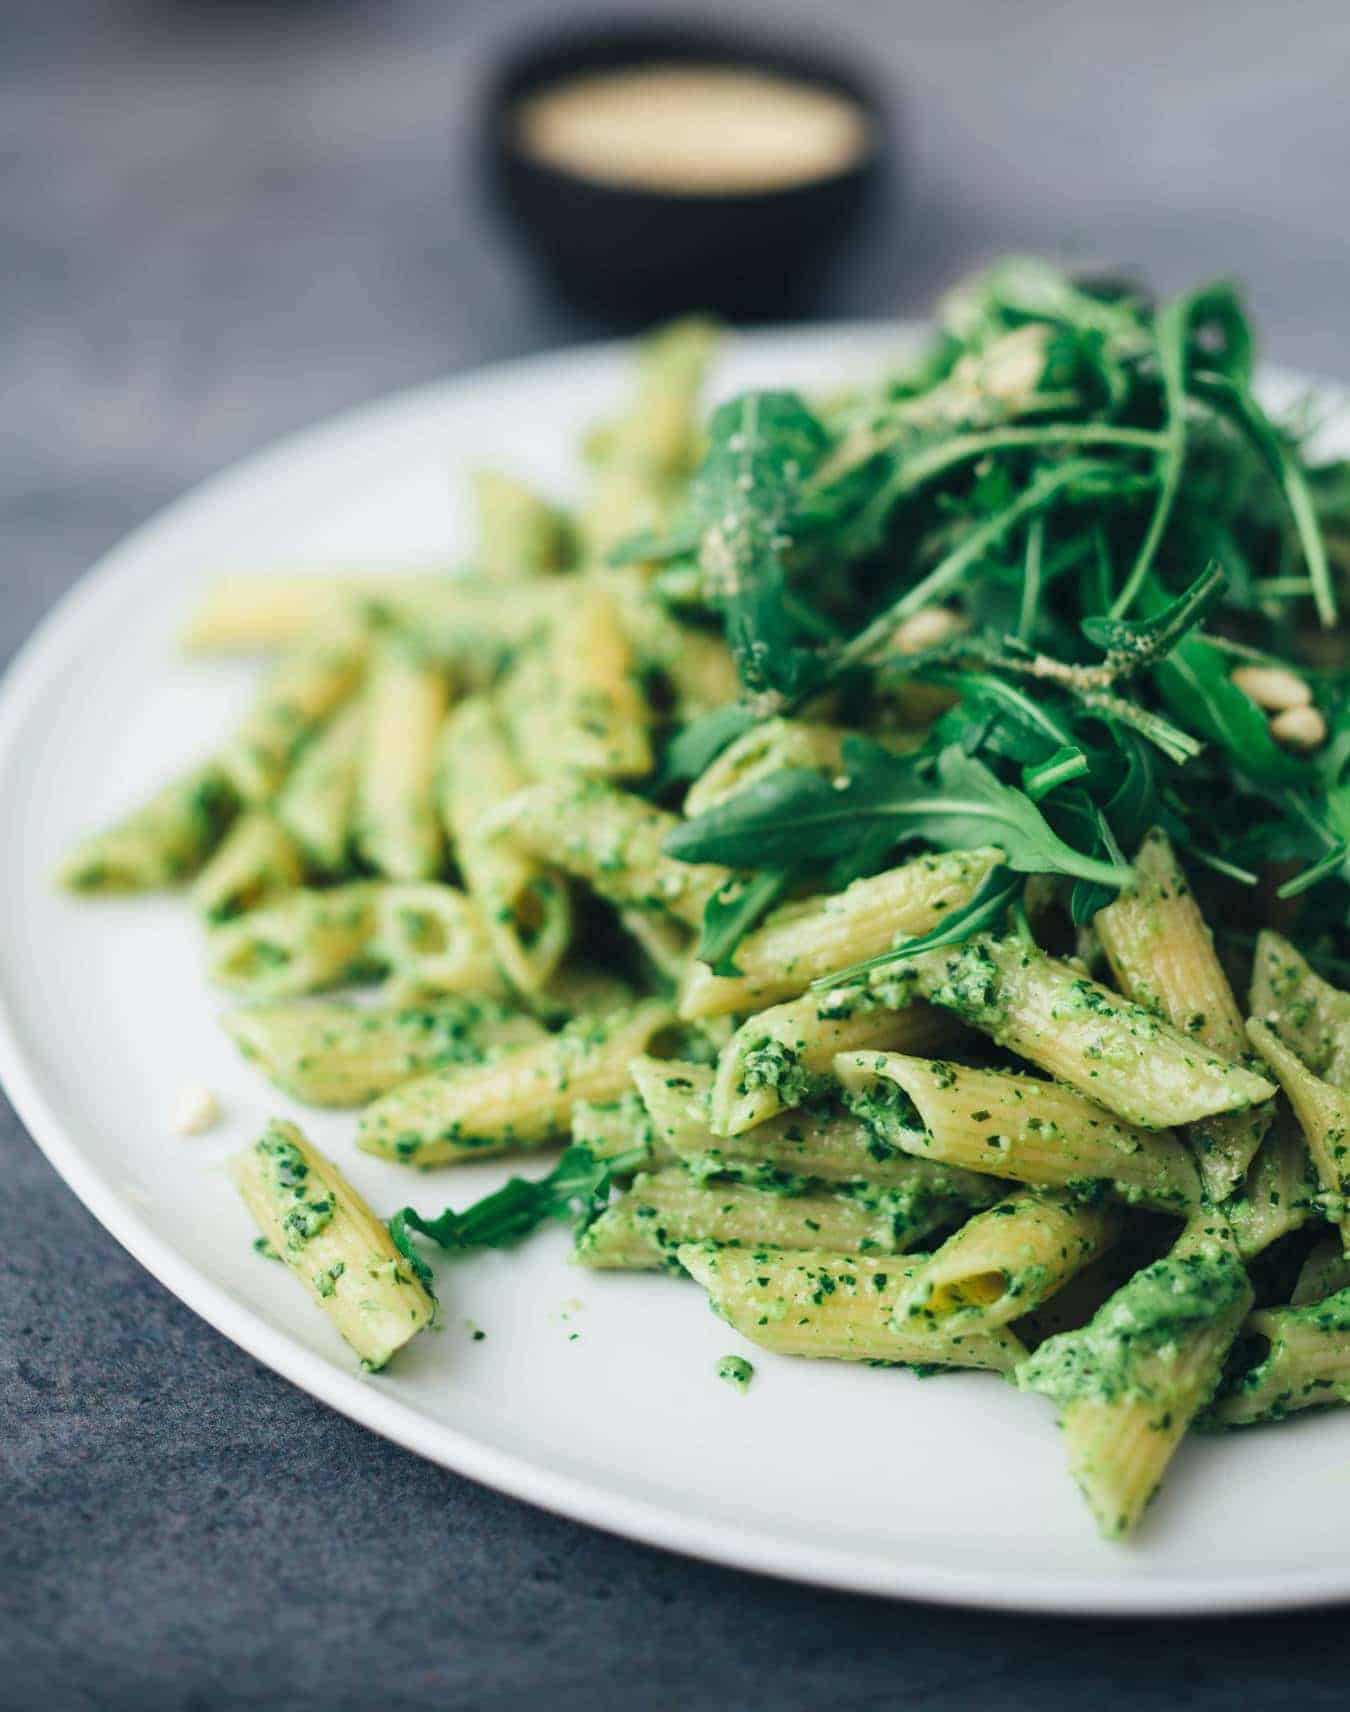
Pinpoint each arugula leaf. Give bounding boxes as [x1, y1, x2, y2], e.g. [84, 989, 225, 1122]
[808, 864, 1021, 987]
[680, 390, 832, 696]
[696, 869, 792, 974]
[388, 1144, 644, 1289]
[1192, 369, 1338, 628]
[657, 704, 757, 787]
[666, 739, 1131, 888]
[1153, 633, 1310, 788]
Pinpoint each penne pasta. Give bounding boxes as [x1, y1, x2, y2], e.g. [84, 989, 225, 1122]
[1226, 1103, 1316, 1260]
[1249, 930, 1350, 1092]
[354, 637, 450, 881]
[436, 696, 572, 994]
[181, 571, 449, 652]
[680, 849, 1001, 1019]
[833, 1051, 1201, 1213]
[232, 1119, 435, 1368]
[59, 761, 236, 892]
[356, 999, 675, 1165]
[1247, 1019, 1350, 1251]
[895, 1187, 1121, 1330]
[711, 983, 961, 1135]
[275, 699, 364, 874]
[1017, 1213, 1252, 1538]
[469, 468, 572, 578]
[683, 718, 849, 817]
[220, 622, 367, 802]
[631, 1056, 999, 1239]
[368, 883, 502, 998]
[678, 1244, 1026, 1373]
[207, 883, 378, 999]
[1095, 829, 1270, 1198]
[570, 1090, 663, 1164]
[908, 935, 1274, 1129]
[223, 994, 547, 1106]
[1291, 1235, 1350, 1306]
[551, 584, 654, 778]
[499, 778, 731, 929]
[191, 808, 306, 923]
[1210, 1289, 1350, 1426]
[576, 1167, 915, 1272]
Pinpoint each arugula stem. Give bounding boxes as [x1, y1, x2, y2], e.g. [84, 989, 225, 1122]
[1109, 292, 1190, 619]
[1017, 514, 1045, 641]
[829, 460, 1105, 686]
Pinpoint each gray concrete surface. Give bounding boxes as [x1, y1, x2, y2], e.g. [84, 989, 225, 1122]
[5, 1, 1350, 1705]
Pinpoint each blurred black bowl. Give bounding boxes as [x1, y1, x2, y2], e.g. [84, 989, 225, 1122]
[484, 18, 888, 320]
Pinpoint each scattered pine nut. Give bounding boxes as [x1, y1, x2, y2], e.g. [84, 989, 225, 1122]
[1269, 705, 1327, 751]
[1231, 665, 1312, 712]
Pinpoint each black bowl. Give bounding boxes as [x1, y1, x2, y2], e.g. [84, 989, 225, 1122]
[484, 18, 889, 320]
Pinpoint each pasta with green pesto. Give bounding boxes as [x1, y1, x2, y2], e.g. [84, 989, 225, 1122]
[60, 260, 1350, 1545]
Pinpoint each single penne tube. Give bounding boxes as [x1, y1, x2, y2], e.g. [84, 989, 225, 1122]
[551, 584, 653, 778]
[469, 468, 572, 578]
[1095, 829, 1270, 1198]
[207, 883, 378, 999]
[570, 1090, 662, 1164]
[908, 935, 1275, 1129]
[1017, 1213, 1253, 1539]
[353, 638, 450, 881]
[650, 623, 741, 721]
[631, 1057, 998, 1239]
[275, 699, 364, 873]
[1291, 1236, 1350, 1306]
[894, 1188, 1121, 1331]
[190, 809, 306, 923]
[679, 849, 1001, 1018]
[677, 1244, 1026, 1373]
[180, 570, 452, 651]
[1209, 1289, 1350, 1426]
[832, 1052, 1201, 1213]
[580, 317, 719, 557]
[1247, 1019, 1350, 1249]
[576, 1168, 914, 1272]
[357, 998, 676, 1165]
[436, 696, 571, 994]
[498, 778, 731, 928]
[58, 760, 236, 892]
[683, 718, 848, 817]
[1249, 930, 1350, 1091]
[622, 314, 721, 483]
[368, 883, 502, 998]
[223, 994, 547, 1106]
[1226, 1103, 1316, 1260]
[219, 622, 367, 802]
[232, 1119, 434, 1368]
[711, 984, 961, 1135]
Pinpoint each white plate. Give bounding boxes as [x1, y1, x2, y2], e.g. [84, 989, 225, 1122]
[2, 325, 1346, 1616]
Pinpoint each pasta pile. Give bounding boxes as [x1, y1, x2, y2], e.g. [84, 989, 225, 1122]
[62, 277, 1350, 1541]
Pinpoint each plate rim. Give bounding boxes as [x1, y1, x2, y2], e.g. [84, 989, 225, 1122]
[3, 323, 1348, 1617]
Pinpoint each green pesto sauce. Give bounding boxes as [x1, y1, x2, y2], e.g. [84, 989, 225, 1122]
[259, 1126, 335, 1249]
[715, 1354, 755, 1392]
[1018, 1250, 1249, 1408]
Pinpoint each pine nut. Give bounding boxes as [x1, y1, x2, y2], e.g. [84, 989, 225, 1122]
[895, 607, 966, 654]
[1231, 665, 1312, 711]
[1269, 705, 1327, 750]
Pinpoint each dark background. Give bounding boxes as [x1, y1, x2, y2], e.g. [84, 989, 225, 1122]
[5, 1, 1350, 1706]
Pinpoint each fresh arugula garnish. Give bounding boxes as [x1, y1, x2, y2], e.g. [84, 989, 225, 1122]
[388, 1144, 644, 1292]
[666, 739, 1131, 889]
[695, 869, 793, 975]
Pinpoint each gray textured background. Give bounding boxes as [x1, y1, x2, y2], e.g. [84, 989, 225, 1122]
[5, 1, 1350, 1706]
